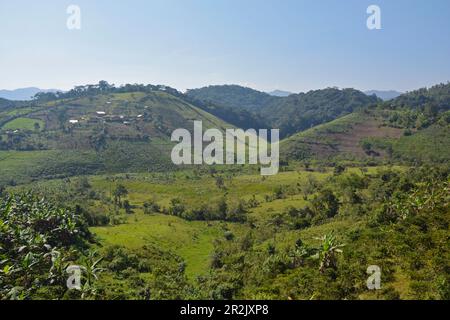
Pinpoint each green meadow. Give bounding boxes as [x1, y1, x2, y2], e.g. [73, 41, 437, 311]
[2, 117, 44, 131]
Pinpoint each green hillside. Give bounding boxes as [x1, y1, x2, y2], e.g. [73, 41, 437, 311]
[0, 87, 234, 185]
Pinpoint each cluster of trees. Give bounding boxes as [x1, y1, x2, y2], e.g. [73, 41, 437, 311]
[0, 130, 46, 151]
[378, 82, 450, 130]
[387, 82, 450, 112]
[0, 191, 195, 300]
[165, 197, 248, 223]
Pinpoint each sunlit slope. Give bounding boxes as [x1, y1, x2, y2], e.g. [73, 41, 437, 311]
[0, 90, 234, 184]
[281, 110, 450, 162]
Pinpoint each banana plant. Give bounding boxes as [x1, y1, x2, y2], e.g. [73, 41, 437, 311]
[79, 251, 104, 299]
[314, 233, 345, 273]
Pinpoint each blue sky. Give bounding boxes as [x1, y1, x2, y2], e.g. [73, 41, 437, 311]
[1, 0, 449, 93]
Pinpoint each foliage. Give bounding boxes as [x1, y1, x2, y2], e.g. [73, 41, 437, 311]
[0, 193, 93, 299]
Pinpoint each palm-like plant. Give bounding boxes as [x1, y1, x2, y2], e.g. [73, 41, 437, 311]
[79, 251, 104, 299]
[315, 233, 345, 273]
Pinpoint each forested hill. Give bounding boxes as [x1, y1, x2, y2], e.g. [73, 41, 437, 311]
[261, 88, 380, 137]
[386, 82, 450, 112]
[0, 98, 17, 110]
[186, 85, 380, 138]
[186, 85, 279, 112]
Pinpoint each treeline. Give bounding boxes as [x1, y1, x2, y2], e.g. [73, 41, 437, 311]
[386, 82, 450, 112]
[32, 81, 182, 102]
[160, 197, 249, 223]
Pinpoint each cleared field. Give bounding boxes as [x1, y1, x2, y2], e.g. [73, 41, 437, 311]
[2, 117, 44, 131]
[91, 213, 239, 279]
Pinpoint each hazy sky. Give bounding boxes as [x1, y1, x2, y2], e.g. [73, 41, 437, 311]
[1, 0, 450, 93]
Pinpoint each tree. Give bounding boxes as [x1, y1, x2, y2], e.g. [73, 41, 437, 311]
[361, 141, 372, 154]
[334, 164, 346, 175]
[123, 200, 133, 214]
[113, 184, 128, 206]
[98, 80, 113, 92]
[169, 198, 185, 216]
[288, 239, 312, 268]
[312, 189, 340, 219]
[143, 199, 160, 214]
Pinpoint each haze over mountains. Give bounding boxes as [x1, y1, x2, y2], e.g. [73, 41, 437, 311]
[364, 90, 403, 101]
[268, 90, 293, 97]
[0, 87, 62, 101]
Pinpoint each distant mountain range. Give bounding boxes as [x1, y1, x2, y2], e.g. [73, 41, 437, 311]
[0, 87, 62, 101]
[268, 90, 293, 97]
[364, 90, 403, 101]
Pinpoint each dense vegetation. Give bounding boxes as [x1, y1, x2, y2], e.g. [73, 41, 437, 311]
[1, 81, 449, 300]
[0, 193, 93, 299]
[1, 164, 448, 300]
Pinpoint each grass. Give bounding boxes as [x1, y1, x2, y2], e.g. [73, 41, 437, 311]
[393, 125, 450, 162]
[2, 117, 44, 131]
[0, 150, 101, 185]
[91, 212, 243, 279]
[89, 170, 331, 209]
[77, 169, 335, 279]
[11, 168, 334, 279]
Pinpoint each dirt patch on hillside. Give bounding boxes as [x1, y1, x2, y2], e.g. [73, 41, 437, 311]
[299, 119, 404, 159]
[331, 120, 403, 157]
